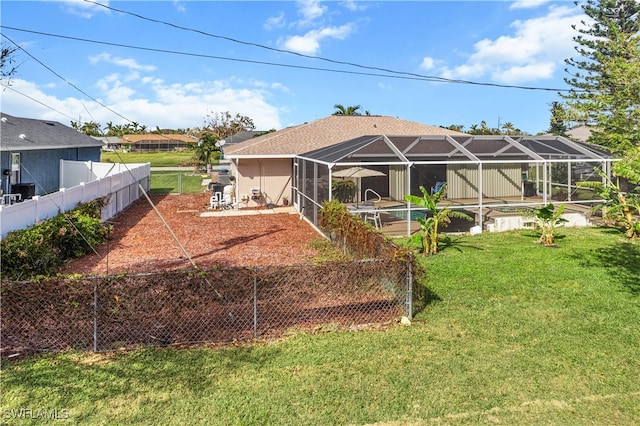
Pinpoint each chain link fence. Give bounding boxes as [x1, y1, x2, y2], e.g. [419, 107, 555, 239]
[150, 172, 205, 195]
[1, 258, 413, 356]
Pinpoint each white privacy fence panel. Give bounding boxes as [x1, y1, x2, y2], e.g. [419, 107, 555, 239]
[60, 161, 149, 188]
[61, 185, 85, 212]
[1, 161, 150, 238]
[33, 192, 65, 222]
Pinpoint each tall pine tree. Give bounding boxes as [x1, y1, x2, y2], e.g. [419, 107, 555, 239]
[562, 0, 640, 153]
[548, 101, 568, 135]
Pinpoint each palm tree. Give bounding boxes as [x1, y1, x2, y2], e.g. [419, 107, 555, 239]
[70, 120, 102, 136]
[333, 104, 362, 116]
[501, 122, 516, 135]
[404, 184, 473, 255]
[444, 124, 465, 132]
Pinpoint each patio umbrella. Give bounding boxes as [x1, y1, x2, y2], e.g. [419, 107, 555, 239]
[332, 166, 386, 178]
[332, 166, 386, 205]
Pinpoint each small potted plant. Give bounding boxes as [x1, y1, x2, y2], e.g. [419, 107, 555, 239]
[282, 195, 289, 206]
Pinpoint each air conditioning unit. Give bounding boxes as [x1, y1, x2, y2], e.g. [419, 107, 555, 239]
[251, 187, 261, 200]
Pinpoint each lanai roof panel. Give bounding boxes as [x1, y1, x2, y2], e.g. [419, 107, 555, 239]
[299, 134, 612, 164]
[402, 137, 454, 156]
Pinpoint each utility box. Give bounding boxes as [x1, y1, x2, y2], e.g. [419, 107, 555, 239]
[11, 183, 35, 201]
[208, 182, 226, 194]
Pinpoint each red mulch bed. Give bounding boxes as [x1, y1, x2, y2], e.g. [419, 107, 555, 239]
[62, 193, 323, 275]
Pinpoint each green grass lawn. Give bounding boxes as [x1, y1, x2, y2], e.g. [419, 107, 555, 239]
[2, 227, 639, 425]
[101, 150, 197, 167]
[100, 151, 214, 194]
[149, 171, 208, 195]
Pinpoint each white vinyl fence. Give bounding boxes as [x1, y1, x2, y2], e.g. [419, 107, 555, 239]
[0, 160, 150, 238]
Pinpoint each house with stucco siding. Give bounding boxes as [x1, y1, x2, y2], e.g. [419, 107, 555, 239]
[222, 115, 465, 209]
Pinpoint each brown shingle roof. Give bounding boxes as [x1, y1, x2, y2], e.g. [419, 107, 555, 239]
[223, 115, 466, 157]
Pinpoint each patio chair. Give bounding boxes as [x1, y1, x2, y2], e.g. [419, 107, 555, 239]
[218, 185, 236, 209]
[210, 192, 222, 209]
[364, 209, 382, 229]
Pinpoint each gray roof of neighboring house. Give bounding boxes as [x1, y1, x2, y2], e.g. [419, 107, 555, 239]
[222, 131, 269, 147]
[542, 125, 595, 143]
[92, 136, 122, 145]
[565, 125, 594, 142]
[223, 115, 466, 158]
[1, 113, 103, 151]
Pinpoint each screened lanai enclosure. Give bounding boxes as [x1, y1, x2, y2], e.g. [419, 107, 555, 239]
[294, 134, 615, 237]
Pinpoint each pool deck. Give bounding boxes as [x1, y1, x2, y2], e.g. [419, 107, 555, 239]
[199, 196, 598, 238]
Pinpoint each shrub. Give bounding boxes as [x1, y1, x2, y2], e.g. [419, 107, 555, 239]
[1, 198, 112, 280]
[318, 199, 412, 261]
[524, 203, 568, 246]
[405, 184, 472, 255]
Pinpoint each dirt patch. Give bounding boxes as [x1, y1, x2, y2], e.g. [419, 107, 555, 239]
[62, 193, 324, 275]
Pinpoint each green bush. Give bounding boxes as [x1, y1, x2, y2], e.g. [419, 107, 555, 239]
[331, 180, 356, 203]
[318, 199, 409, 260]
[1, 198, 111, 280]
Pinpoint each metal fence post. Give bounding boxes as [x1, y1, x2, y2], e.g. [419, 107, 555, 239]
[93, 281, 98, 352]
[253, 274, 258, 338]
[406, 257, 413, 318]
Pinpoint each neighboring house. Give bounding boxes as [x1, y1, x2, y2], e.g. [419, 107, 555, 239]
[223, 115, 466, 208]
[543, 125, 595, 143]
[92, 136, 121, 151]
[121, 134, 197, 151]
[0, 113, 102, 198]
[565, 125, 594, 143]
[220, 130, 269, 149]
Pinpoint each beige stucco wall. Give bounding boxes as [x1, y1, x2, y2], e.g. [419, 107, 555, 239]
[230, 158, 293, 208]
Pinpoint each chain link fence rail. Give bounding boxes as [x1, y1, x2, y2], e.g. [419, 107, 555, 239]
[1, 258, 413, 356]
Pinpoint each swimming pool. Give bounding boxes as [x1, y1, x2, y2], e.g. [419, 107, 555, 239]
[386, 208, 428, 221]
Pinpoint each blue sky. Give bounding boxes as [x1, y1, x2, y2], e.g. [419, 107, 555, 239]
[1, 0, 589, 135]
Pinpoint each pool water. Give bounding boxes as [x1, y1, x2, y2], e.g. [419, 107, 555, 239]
[387, 209, 428, 221]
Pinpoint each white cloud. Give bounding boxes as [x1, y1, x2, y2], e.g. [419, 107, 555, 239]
[492, 62, 555, 84]
[510, 0, 551, 10]
[441, 63, 488, 80]
[282, 35, 320, 55]
[89, 53, 156, 72]
[275, 1, 358, 56]
[296, 0, 328, 27]
[434, 5, 585, 84]
[59, 0, 110, 18]
[269, 82, 290, 93]
[249, 80, 291, 93]
[95, 73, 119, 93]
[264, 12, 286, 30]
[281, 23, 355, 55]
[341, 0, 369, 12]
[1, 76, 283, 131]
[420, 57, 436, 71]
[173, 0, 186, 13]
